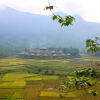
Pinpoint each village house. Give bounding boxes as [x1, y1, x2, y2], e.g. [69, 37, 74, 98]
[19, 48, 71, 59]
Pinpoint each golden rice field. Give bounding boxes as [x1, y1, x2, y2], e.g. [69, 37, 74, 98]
[0, 57, 100, 100]
[40, 92, 77, 97]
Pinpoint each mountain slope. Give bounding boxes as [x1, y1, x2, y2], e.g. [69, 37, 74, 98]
[0, 7, 100, 50]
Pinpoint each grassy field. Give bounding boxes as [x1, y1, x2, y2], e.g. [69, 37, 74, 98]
[0, 57, 100, 100]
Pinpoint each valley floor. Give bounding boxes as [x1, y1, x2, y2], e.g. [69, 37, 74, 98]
[0, 57, 100, 100]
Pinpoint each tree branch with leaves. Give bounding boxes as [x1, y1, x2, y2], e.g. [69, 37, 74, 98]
[86, 37, 100, 53]
[45, 0, 75, 27]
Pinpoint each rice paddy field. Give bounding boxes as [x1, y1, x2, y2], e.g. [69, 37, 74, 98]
[0, 57, 100, 100]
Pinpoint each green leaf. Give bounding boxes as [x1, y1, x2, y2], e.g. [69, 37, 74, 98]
[52, 15, 57, 20]
[49, 6, 53, 10]
[86, 38, 100, 54]
[58, 19, 63, 23]
[45, 6, 53, 10]
[45, 6, 49, 10]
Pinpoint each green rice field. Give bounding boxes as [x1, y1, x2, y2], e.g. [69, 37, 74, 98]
[0, 57, 100, 100]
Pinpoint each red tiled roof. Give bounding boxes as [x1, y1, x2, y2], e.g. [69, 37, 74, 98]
[58, 50, 63, 53]
[19, 52, 28, 55]
[43, 54, 49, 56]
[36, 50, 41, 52]
[30, 53, 35, 56]
[52, 54, 58, 56]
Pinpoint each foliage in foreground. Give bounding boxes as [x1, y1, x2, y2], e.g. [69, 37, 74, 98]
[59, 68, 100, 97]
[45, 0, 75, 27]
[86, 37, 100, 53]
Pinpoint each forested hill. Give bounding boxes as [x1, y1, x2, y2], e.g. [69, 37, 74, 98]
[0, 7, 100, 50]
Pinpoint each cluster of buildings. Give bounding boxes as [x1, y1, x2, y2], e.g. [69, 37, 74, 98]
[19, 48, 71, 59]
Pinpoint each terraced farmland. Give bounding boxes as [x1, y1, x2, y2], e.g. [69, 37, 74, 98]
[0, 57, 100, 100]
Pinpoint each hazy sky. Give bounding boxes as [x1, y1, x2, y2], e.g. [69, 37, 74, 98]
[0, 0, 100, 23]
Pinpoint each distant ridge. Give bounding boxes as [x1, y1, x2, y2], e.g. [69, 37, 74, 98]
[0, 7, 100, 50]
